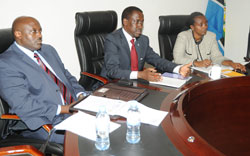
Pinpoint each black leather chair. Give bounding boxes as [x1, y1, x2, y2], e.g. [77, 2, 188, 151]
[245, 28, 250, 61]
[74, 10, 117, 91]
[0, 145, 43, 156]
[0, 28, 63, 156]
[158, 15, 189, 61]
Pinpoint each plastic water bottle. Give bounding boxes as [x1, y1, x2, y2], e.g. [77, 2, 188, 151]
[126, 100, 141, 144]
[95, 106, 110, 151]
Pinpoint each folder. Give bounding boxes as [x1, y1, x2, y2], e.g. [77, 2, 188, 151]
[92, 83, 148, 102]
[221, 69, 245, 77]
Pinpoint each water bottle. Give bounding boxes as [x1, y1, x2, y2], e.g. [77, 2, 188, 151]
[95, 105, 110, 151]
[126, 100, 141, 144]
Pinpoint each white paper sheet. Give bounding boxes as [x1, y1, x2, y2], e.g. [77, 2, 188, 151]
[74, 95, 168, 126]
[138, 103, 168, 126]
[54, 111, 121, 141]
[191, 66, 212, 74]
[191, 65, 234, 74]
[149, 76, 191, 88]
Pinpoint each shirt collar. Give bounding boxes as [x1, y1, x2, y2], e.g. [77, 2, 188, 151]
[14, 41, 35, 59]
[122, 28, 136, 44]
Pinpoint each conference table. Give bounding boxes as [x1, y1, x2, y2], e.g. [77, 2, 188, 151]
[64, 69, 250, 156]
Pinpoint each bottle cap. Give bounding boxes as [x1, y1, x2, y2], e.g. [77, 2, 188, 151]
[99, 105, 106, 112]
[128, 100, 138, 108]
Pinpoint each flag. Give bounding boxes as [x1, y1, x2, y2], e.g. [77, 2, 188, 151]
[205, 0, 225, 55]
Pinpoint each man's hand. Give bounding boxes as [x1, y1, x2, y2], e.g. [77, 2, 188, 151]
[60, 95, 85, 114]
[78, 94, 85, 100]
[61, 105, 73, 114]
[138, 68, 162, 82]
[179, 62, 192, 77]
[230, 62, 246, 72]
[193, 59, 212, 67]
[222, 60, 246, 72]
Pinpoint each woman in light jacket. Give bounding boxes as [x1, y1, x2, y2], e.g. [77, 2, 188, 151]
[173, 12, 245, 72]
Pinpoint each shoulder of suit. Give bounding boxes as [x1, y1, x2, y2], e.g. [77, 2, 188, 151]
[0, 43, 18, 58]
[135, 34, 148, 43]
[105, 28, 122, 40]
[177, 29, 192, 39]
[40, 43, 53, 49]
[205, 31, 216, 38]
[40, 44, 56, 52]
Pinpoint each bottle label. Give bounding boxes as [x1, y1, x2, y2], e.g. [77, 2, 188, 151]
[127, 116, 140, 126]
[96, 120, 109, 131]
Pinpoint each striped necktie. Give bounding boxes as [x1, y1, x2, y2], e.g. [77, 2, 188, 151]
[34, 53, 74, 104]
[130, 39, 138, 71]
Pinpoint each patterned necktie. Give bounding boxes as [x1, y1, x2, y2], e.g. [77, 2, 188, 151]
[130, 39, 138, 71]
[34, 53, 74, 104]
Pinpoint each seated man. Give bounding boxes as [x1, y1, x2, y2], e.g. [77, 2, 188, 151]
[0, 16, 87, 144]
[173, 12, 246, 72]
[100, 6, 191, 82]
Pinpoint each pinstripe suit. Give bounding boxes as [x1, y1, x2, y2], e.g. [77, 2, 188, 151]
[0, 43, 85, 143]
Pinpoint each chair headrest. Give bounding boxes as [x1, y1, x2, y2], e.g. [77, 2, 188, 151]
[0, 28, 14, 54]
[75, 11, 117, 35]
[158, 15, 190, 35]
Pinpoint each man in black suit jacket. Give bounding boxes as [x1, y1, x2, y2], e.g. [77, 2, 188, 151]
[100, 6, 191, 82]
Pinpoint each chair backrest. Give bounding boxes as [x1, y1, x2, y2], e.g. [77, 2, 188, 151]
[158, 15, 189, 61]
[0, 28, 14, 138]
[246, 28, 250, 59]
[0, 28, 14, 54]
[74, 10, 117, 90]
[0, 99, 10, 139]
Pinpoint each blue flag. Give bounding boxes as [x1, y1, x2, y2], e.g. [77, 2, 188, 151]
[205, 0, 225, 55]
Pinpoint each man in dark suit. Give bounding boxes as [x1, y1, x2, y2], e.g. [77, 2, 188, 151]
[100, 6, 192, 82]
[0, 16, 86, 144]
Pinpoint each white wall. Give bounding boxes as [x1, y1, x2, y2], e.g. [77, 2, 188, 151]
[225, 0, 250, 62]
[0, 0, 208, 79]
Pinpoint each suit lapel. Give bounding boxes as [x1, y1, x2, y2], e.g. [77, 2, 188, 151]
[12, 44, 47, 74]
[119, 29, 131, 58]
[11, 44, 60, 90]
[38, 49, 67, 84]
[37, 48, 74, 96]
[134, 39, 142, 64]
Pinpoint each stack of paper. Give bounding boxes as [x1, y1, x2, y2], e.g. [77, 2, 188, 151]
[54, 111, 120, 141]
[191, 66, 211, 74]
[192, 66, 245, 77]
[150, 72, 191, 88]
[55, 95, 168, 141]
[74, 95, 168, 126]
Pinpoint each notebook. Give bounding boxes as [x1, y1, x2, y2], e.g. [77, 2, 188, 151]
[150, 72, 192, 88]
[221, 69, 245, 77]
[92, 83, 148, 102]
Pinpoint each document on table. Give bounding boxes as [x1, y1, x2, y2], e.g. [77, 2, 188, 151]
[192, 66, 245, 77]
[192, 65, 235, 74]
[221, 69, 245, 77]
[54, 111, 120, 141]
[149, 72, 192, 88]
[150, 77, 189, 88]
[73, 95, 168, 126]
[192, 66, 212, 74]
